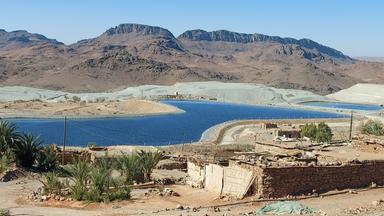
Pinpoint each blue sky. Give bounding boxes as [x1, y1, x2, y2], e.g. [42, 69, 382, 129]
[1, 0, 383, 56]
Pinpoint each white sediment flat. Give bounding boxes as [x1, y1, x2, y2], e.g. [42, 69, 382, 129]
[0, 81, 331, 106]
[327, 83, 384, 105]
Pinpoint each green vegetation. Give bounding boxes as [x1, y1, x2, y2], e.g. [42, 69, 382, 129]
[300, 123, 317, 140]
[315, 122, 333, 143]
[0, 120, 59, 171]
[37, 146, 58, 172]
[65, 158, 130, 202]
[361, 120, 384, 136]
[0, 155, 8, 174]
[40, 172, 64, 195]
[0, 209, 11, 216]
[12, 133, 42, 168]
[0, 120, 161, 203]
[0, 120, 19, 156]
[137, 150, 163, 182]
[118, 153, 143, 184]
[66, 159, 90, 200]
[300, 122, 333, 143]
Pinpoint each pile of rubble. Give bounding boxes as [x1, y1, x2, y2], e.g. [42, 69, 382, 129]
[27, 187, 72, 202]
[145, 187, 180, 197]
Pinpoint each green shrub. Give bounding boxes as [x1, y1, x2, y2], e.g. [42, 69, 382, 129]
[65, 159, 90, 201]
[361, 120, 384, 136]
[300, 123, 317, 140]
[118, 153, 144, 184]
[86, 165, 112, 202]
[0, 155, 8, 174]
[66, 158, 130, 202]
[12, 133, 42, 167]
[0, 209, 11, 216]
[137, 150, 163, 182]
[40, 172, 63, 195]
[315, 122, 333, 143]
[37, 146, 58, 172]
[300, 122, 333, 143]
[0, 120, 19, 155]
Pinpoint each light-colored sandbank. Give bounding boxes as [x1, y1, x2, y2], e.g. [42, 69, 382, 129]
[0, 99, 184, 118]
[1, 81, 383, 119]
[0, 81, 333, 105]
[328, 83, 384, 105]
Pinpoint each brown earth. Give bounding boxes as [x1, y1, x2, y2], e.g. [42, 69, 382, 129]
[1, 24, 384, 95]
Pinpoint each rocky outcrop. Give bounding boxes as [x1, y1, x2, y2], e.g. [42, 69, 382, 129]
[0, 29, 63, 50]
[73, 50, 171, 72]
[103, 23, 175, 38]
[178, 29, 353, 62]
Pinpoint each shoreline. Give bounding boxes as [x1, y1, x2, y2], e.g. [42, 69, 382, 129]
[1, 109, 185, 120]
[1, 99, 363, 120]
[0, 99, 185, 119]
[58, 117, 353, 150]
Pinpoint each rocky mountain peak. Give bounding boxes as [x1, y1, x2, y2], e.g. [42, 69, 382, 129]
[178, 29, 353, 62]
[0, 29, 63, 50]
[103, 23, 175, 38]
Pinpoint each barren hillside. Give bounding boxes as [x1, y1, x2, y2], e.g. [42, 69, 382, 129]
[1, 24, 383, 94]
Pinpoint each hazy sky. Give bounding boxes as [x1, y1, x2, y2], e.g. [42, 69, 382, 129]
[1, 0, 383, 56]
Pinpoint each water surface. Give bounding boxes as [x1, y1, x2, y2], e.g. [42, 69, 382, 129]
[302, 101, 382, 111]
[10, 100, 345, 146]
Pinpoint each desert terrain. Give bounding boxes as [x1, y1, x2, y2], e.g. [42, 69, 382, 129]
[1, 24, 384, 95]
[1, 19, 384, 216]
[0, 99, 183, 118]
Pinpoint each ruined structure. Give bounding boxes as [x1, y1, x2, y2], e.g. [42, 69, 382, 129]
[187, 158, 384, 199]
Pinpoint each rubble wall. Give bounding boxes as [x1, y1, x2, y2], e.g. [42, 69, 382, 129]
[221, 164, 256, 198]
[260, 161, 384, 198]
[186, 162, 205, 188]
[205, 164, 224, 195]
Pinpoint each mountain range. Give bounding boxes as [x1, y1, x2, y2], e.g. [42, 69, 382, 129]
[1, 23, 383, 95]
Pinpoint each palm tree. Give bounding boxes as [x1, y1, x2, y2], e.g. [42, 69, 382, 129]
[137, 150, 163, 182]
[0, 120, 19, 155]
[118, 153, 143, 184]
[65, 159, 90, 200]
[12, 133, 42, 167]
[36, 146, 58, 171]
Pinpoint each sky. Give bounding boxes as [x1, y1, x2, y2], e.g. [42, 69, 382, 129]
[0, 0, 383, 57]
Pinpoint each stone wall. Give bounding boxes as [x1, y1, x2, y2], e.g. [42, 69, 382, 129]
[258, 161, 384, 198]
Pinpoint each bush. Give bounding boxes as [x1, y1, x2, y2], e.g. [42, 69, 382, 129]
[65, 159, 90, 201]
[0, 120, 19, 155]
[0, 155, 8, 174]
[137, 150, 163, 182]
[300, 122, 333, 143]
[37, 146, 58, 172]
[315, 122, 333, 143]
[66, 158, 130, 202]
[118, 153, 144, 184]
[361, 120, 384, 136]
[12, 133, 42, 167]
[0, 209, 11, 216]
[40, 172, 63, 195]
[300, 123, 317, 140]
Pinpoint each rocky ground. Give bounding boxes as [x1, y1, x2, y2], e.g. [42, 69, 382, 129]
[2, 174, 384, 216]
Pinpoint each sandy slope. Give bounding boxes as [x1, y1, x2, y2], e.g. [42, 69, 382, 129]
[327, 83, 384, 105]
[0, 81, 330, 105]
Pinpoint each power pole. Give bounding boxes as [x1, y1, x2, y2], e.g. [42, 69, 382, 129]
[349, 111, 353, 142]
[62, 116, 67, 164]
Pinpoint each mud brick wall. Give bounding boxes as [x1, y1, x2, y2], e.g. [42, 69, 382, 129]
[259, 161, 384, 198]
